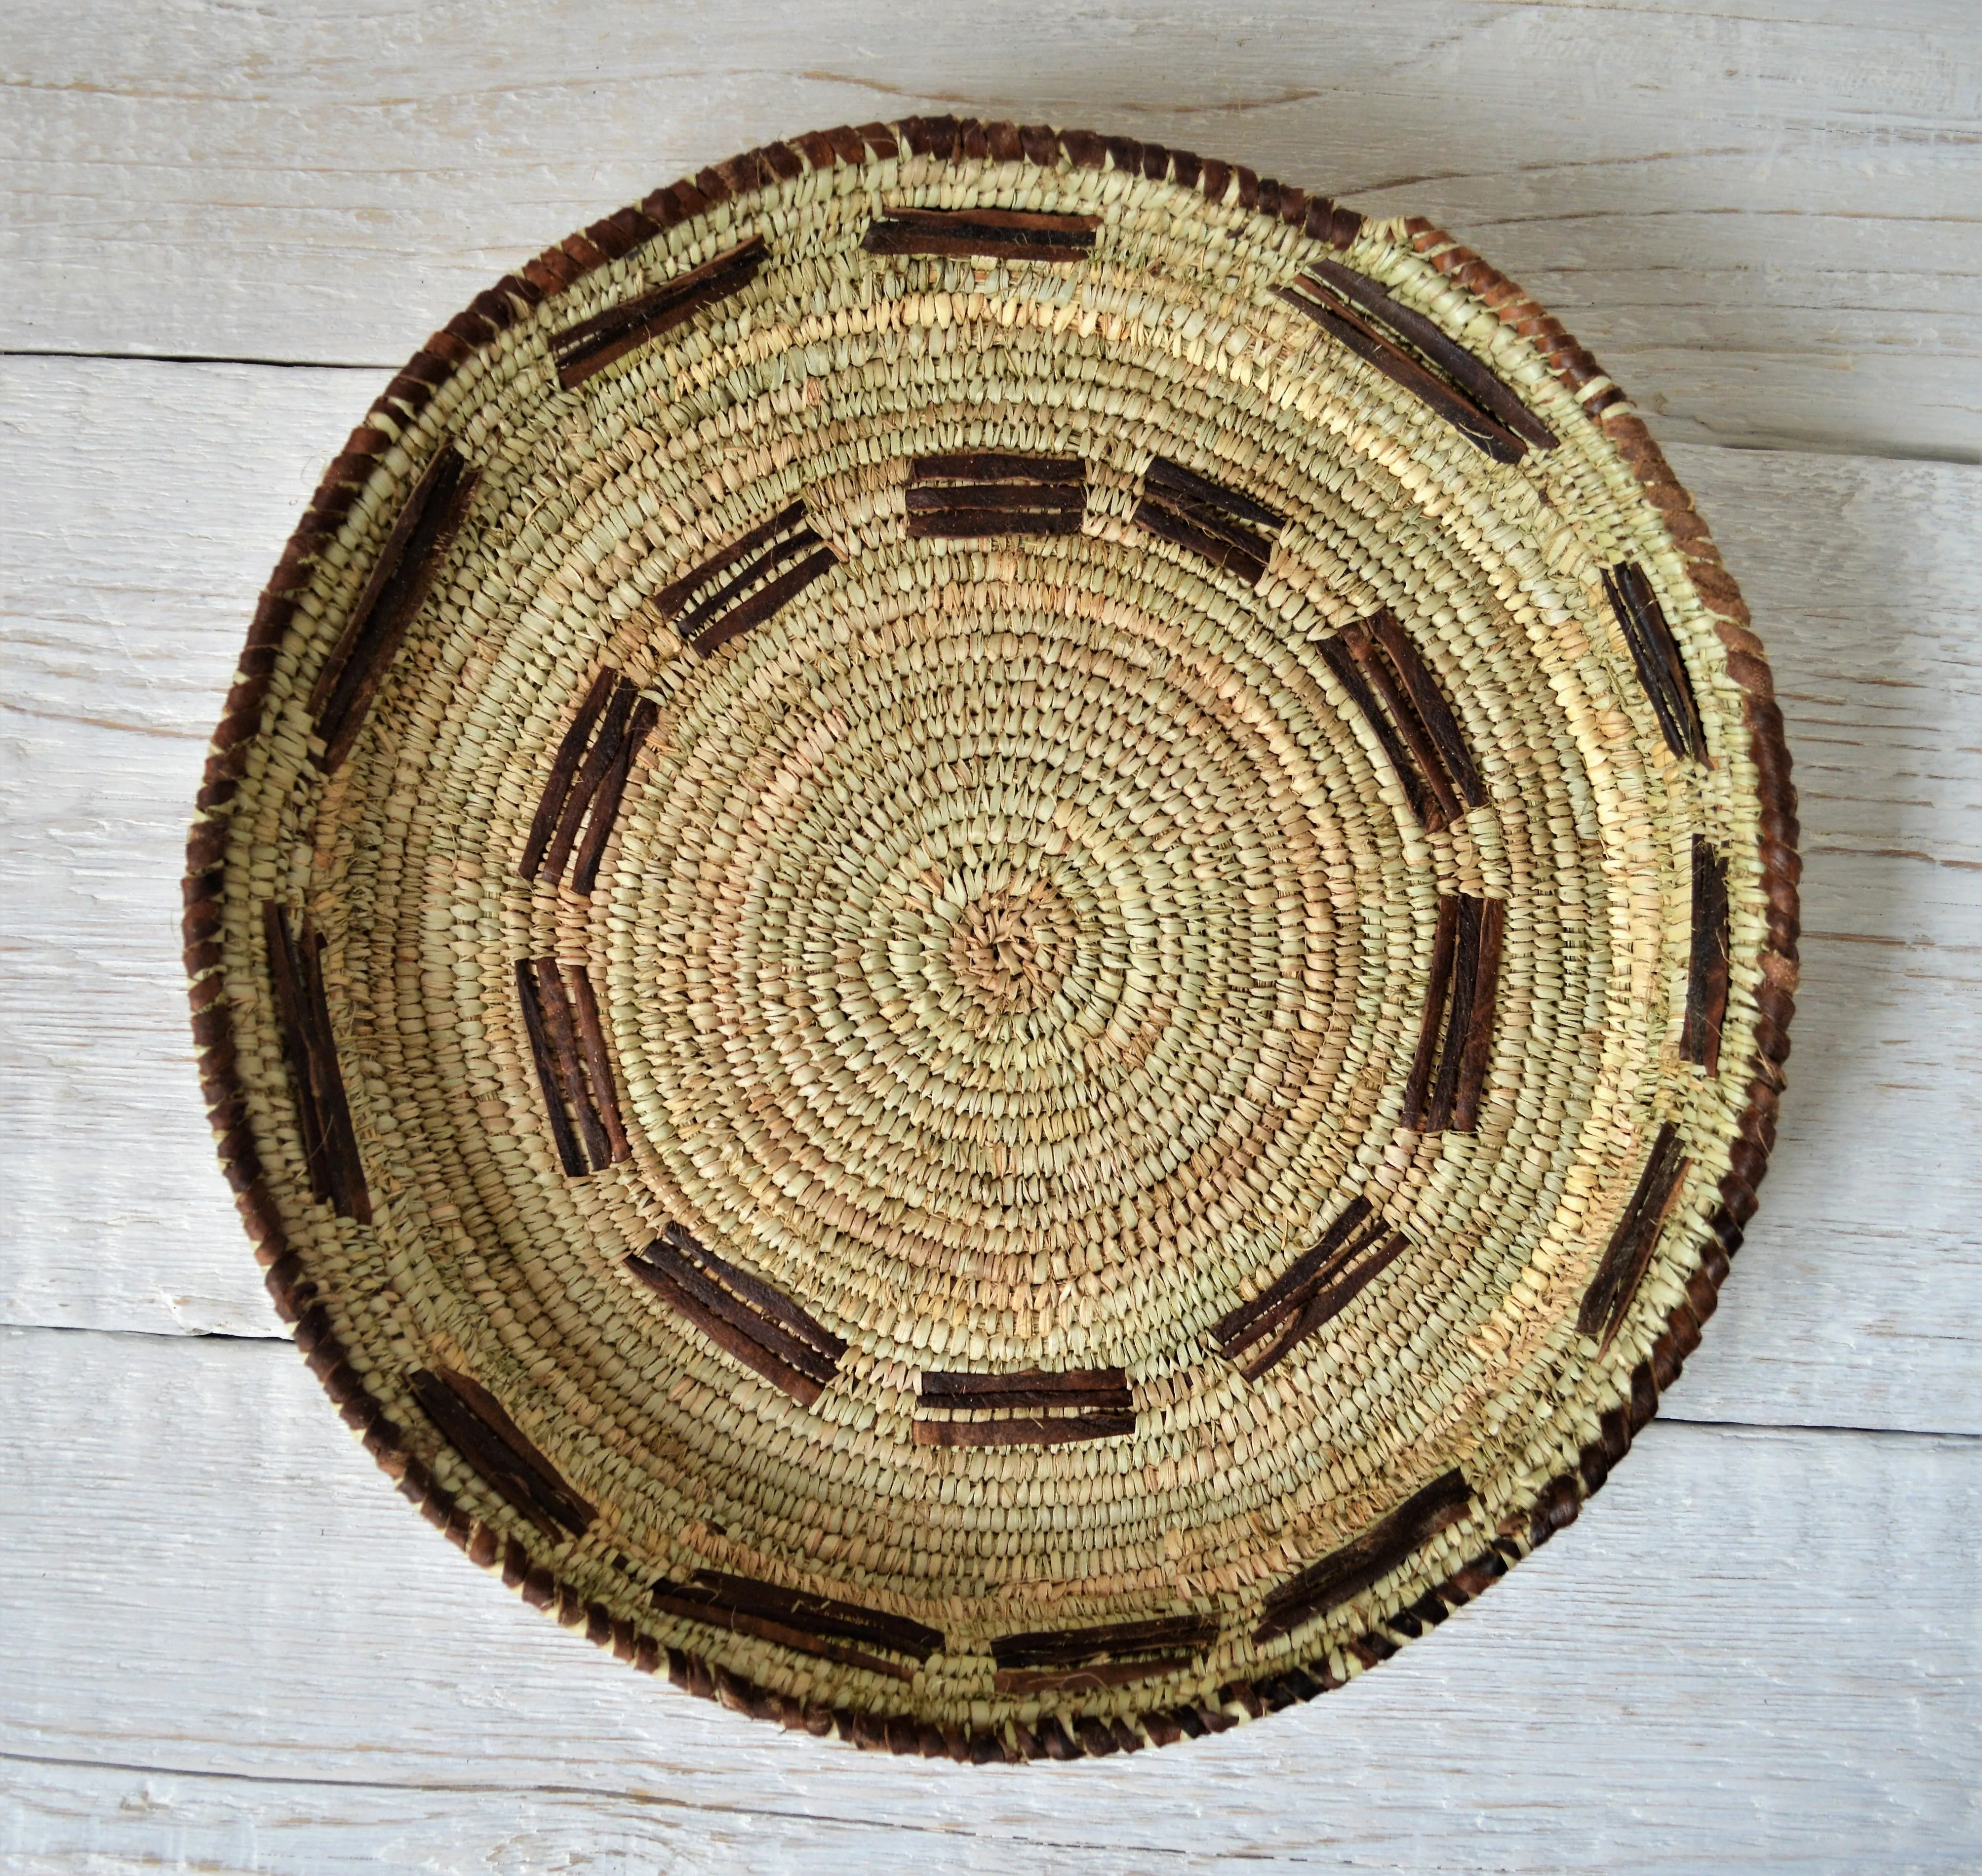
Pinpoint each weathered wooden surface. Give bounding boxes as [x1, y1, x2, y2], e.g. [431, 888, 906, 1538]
[1, 1328, 1977, 1873]
[2, 0, 1978, 460]
[4, 1, 1980, 1866]
[3, 358, 1976, 1429]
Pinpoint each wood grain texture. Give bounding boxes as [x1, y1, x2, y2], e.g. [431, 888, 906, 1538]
[0, 357, 1976, 1434]
[0, 1328, 1975, 1871]
[2, 0, 1976, 459]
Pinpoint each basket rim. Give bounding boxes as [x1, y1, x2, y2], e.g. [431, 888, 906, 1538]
[181, 113, 1800, 1762]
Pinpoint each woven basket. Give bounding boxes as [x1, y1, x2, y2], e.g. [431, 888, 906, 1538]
[184, 118, 1798, 1760]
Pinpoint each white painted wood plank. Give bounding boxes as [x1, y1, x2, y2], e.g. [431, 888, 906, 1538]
[5, 1760, 1246, 1876]
[0, 1327, 1976, 1873]
[2, 0, 1977, 460]
[0, 360, 366, 1339]
[1, 356, 1978, 1432]
[1663, 440, 1982, 1435]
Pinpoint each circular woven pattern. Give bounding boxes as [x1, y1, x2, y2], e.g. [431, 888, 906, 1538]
[185, 118, 1798, 1759]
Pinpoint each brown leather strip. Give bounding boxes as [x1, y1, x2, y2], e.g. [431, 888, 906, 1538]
[541, 678, 635, 882]
[1622, 560, 1709, 761]
[644, 1256, 839, 1385]
[992, 1614, 1219, 1670]
[1144, 454, 1286, 531]
[648, 1589, 912, 1682]
[298, 925, 372, 1223]
[1242, 1231, 1409, 1379]
[261, 901, 331, 1205]
[1682, 837, 1731, 1073]
[680, 1567, 944, 1659]
[1342, 621, 1464, 828]
[672, 526, 822, 642]
[261, 904, 369, 1222]
[626, 1254, 827, 1406]
[1213, 1196, 1376, 1357]
[920, 1367, 1131, 1410]
[513, 958, 585, 1177]
[408, 1365, 594, 1540]
[1278, 286, 1527, 465]
[1608, 562, 1695, 762]
[1401, 895, 1461, 1132]
[661, 1224, 848, 1362]
[553, 237, 766, 388]
[1140, 489, 1274, 562]
[908, 510, 1084, 540]
[570, 695, 658, 898]
[428, 1366, 593, 1535]
[314, 449, 480, 773]
[532, 958, 611, 1172]
[876, 205, 1103, 236]
[905, 483, 1085, 516]
[864, 229, 1096, 260]
[1367, 611, 1486, 809]
[648, 1235, 845, 1370]
[563, 963, 629, 1164]
[910, 452, 1084, 484]
[656, 500, 807, 619]
[1577, 1122, 1692, 1346]
[1450, 896, 1505, 1133]
[1315, 633, 1437, 829]
[912, 1411, 1137, 1447]
[1255, 1470, 1472, 1641]
[863, 206, 1099, 260]
[1426, 895, 1485, 1133]
[633, 1238, 841, 1386]
[1603, 562, 1708, 762]
[692, 545, 837, 656]
[519, 665, 616, 879]
[1301, 257, 1558, 450]
[1131, 498, 1269, 586]
[995, 1658, 1196, 1695]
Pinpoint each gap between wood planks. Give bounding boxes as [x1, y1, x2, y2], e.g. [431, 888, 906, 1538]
[3, 1319, 1976, 1448]
[3, 348, 1975, 466]
[0, 1751, 1514, 1874]
[0, 1752, 1292, 1875]
[0, 1745, 1199, 1840]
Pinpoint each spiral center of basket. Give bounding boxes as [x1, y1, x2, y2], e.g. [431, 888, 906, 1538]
[949, 880, 1075, 1017]
[609, 554, 1381, 1320]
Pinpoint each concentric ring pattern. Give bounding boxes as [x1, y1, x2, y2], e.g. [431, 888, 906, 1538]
[185, 118, 1797, 1758]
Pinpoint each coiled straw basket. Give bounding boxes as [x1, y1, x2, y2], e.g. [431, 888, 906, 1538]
[184, 118, 1798, 1759]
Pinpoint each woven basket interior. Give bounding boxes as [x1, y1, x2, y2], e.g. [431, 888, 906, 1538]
[185, 119, 1795, 1759]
